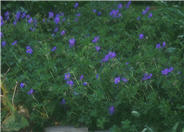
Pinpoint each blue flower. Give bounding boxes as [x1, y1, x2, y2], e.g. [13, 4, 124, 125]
[156, 43, 161, 49]
[126, 0, 131, 8]
[118, 3, 123, 9]
[109, 106, 115, 115]
[137, 16, 141, 21]
[74, 2, 79, 8]
[69, 38, 75, 47]
[49, 12, 54, 18]
[92, 36, 99, 43]
[142, 6, 150, 15]
[95, 46, 100, 52]
[114, 77, 120, 84]
[142, 73, 152, 81]
[54, 27, 59, 32]
[27, 89, 34, 95]
[148, 13, 152, 18]
[121, 77, 128, 83]
[16, 11, 21, 21]
[102, 51, 116, 62]
[161, 67, 174, 75]
[64, 73, 71, 80]
[83, 82, 88, 86]
[28, 17, 33, 24]
[139, 34, 144, 39]
[20, 83, 25, 88]
[1, 41, 6, 47]
[51, 46, 56, 52]
[21, 12, 26, 19]
[76, 13, 81, 17]
[80, 75, 84, 80]
[60, 98, 66, 104]
[109, 9, 121, 18]
[67, 80, 74, 87]
[96, 74, 99, 79]
[60, 30, 65, 36]
[26, 46, 33, 54]
[12, 40, 17, 45]
[54, 16, 60, 24]
[162, 42, 166, 47]
[93, 9, 97, 13]
[97, 11, 102, 16]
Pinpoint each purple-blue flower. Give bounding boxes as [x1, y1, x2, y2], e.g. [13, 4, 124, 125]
[95, 46, 100, 52]
[142, 73, 152, 81]
[60, 30, 65, 36]
[109, 106, 115, 115]
[92, 36, 99, 43]
[96, 74, 99, 79]
[168, 67, 174, 72]
[139, 34, 144, 39]
[156, 43, 161, 49]
[1, 16, 4, 26]
[114, 77, 120, 84]
[161, 67, 174, 75]
[54, 16, 60, 24]
[60, 98, 66, 104]
[16, 11, 21, 21]
[54, 27, 59, 32]
[83, 82, 88, 86]
[26, 14, 30, 19]
[1, 41, 6, 47]
[64, 73, 71, 80]
[80, 75, 84, 80]
[137, 16, 141, 21]
[67, 80, 74, 87]
[51, 46, 56, 52]
[76, 13, 81, 17]
[121, 77, 128, 83]
[27, 89, 34, 95]
[28, 17, 33, 24]
[109, 9, 121, 18]
[69, 38, 75, 47]
[97, 11, 102, 16]
[162, 42, 166, 47]
[49, 12, 54, 18]
[102, 51, 116, 62]
[21, 12, 26, 19]
[142, 6, 150, 15]
[12, 40, 17, 45]
[13, 20, 17, 25]
[126, 0, 131, 8]
[26, 46, 33, 54]
[118, 3, 123, 9]
[108, 51, 116, 59]
[93, 9, 97, 13]
[20, 83, 25, 88]
[74, 2, 79, 8]
[148, 13, 152, 18]
[125, 62, 129, 65]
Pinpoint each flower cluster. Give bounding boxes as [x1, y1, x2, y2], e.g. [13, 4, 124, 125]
[109, 9, 121, 18]
[64, 73, 74, 87]
[142, 73, 152, 81]
[114, 77, 128, 84]
[156, 42, 166, 49]
[161, 67, 174, 75]
[101, 51, 116, 62]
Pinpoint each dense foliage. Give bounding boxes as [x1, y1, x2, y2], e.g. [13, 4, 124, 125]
[1, 1, 184, 132]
